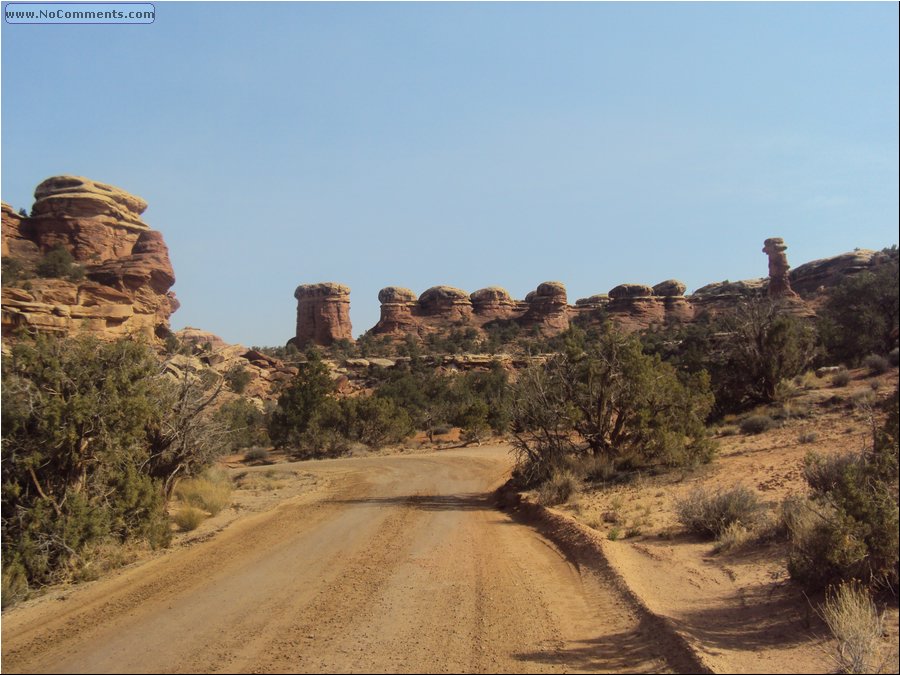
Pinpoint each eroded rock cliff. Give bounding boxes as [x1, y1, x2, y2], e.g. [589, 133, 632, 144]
[2, 176, 178, 340]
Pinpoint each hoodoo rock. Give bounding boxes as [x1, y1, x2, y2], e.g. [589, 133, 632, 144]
[520, 281, 569, 333]
[471, 286, 517, 320]
[293, 282, 353, 347]
[763, 237, 799, 299]
[417, 286, 474, 322]
[652, 279, 693, 323]
[372, 286, 419, 335]
[606, 283, 665, 330]
[1, 176, 178, 340]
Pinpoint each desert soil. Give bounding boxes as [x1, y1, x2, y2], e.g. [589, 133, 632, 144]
[2, 445, 693, 674]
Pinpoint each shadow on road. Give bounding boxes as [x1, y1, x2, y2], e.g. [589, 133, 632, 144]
[330, 493, 495, 512]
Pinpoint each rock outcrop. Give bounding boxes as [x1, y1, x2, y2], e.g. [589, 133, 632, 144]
[2, 176, 178, 340]
[293, 282, 353, 347]
[789, 249, 885, 296]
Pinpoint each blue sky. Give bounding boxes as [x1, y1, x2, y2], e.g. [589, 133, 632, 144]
[2, 2, 898, 346]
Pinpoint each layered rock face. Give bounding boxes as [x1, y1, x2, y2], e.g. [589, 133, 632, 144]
[293, 282, 353, 347]
[470, 286, 518, 320]
[2, 176, 178, 340]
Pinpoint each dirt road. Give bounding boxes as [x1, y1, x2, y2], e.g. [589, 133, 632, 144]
[1, 445, 689, 673]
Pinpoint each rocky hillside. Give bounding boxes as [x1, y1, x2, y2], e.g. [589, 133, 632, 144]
[2, 176, 179, 340]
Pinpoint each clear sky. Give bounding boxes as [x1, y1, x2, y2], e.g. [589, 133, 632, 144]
[2, 2, 898, 347]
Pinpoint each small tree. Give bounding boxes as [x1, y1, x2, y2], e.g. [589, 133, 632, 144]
[510, 326, 716, 485]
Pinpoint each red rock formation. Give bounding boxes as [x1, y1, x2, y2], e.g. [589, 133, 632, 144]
[520, 281, 569, 334]
[652, 279, 694, 324]
[763, 237, 799, 299]
[294, 282, 353, 347]
[606, 283, 665, 331]
[417, 286, 473, 323]
[471, 286, 517, 321]
[373, 286, 419, 335]
[789, 249, 885, 296]
[2, 176, 178, 340]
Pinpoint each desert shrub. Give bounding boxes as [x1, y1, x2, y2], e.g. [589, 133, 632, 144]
[832, 369, 852, 387]
[863, 354, 890, 376]
[1, 562, 29, 609]
[675, 485, 763, 538]
[740, 414, 776, 435]
[35, 244, 84, 280]
[799, 432, 819, 444]
[889, 348, 899, 368]
[174, 468, 232, 516]
[788, 390, 899, 591]
[173, 507, 206, 532]
[536, 469, 580, 506]
[336, 396, 413, 448]
[243, 447, 269, 462]
[821, 582, 886, 675]
[224, 365, 252, 394]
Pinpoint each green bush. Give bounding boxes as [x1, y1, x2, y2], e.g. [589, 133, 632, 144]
[740, 414, 776, 435]
[215, 398, 269, 451]
[2, 335, 173, 591]
[675, 485, 763, 538]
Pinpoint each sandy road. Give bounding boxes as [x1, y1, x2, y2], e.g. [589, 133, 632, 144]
[2, 445, 682, 674]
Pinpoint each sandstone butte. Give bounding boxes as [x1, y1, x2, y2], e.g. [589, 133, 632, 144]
[2, 176, 178, 341]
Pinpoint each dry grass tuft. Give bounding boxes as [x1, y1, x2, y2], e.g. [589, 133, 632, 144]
[820, 582, 887, 674]
[175, 468, 233, 516]
[173, 506, 206, 532]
